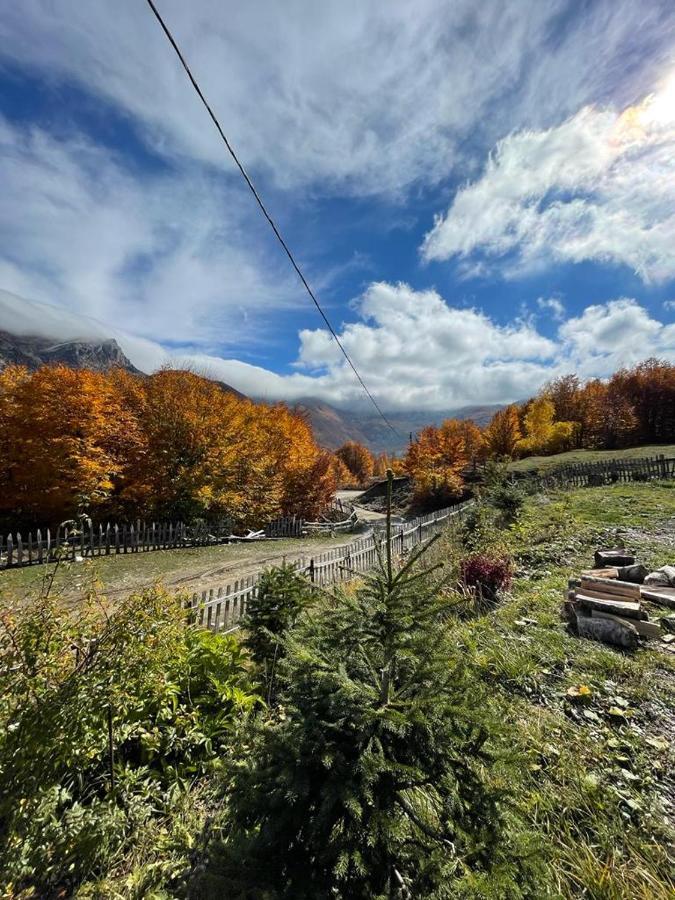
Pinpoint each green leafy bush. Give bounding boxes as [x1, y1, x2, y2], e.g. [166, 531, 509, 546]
[0, 579, 257, 896]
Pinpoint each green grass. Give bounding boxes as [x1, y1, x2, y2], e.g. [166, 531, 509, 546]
[508, 443, 675, 474]
[432, 479, 675, 898]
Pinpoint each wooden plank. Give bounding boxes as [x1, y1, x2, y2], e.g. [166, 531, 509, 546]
[640, 586, 675, 609]
[575, 592, 641, 618]
[580, 568, 618, 579]
[591, 610, 662, 639]
[576, 586, 641, 605]
[580, 575, 640, 599]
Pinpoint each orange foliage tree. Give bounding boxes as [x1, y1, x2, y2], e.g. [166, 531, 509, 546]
[0, 365, 144, 528]
[372, 452, 405, 478]
[484, 405, 522, 458]
[404, 419, 476, 508]
[575, 380, 637, 449]
[609, 359, 675, 444]
[335, 441, 374, 487]
[0, 366, 335, 530]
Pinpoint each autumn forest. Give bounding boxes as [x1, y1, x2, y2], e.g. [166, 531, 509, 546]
[0, 358, 673, 530]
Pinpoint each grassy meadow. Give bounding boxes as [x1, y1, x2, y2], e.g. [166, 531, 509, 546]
[508, 443, 675, 474]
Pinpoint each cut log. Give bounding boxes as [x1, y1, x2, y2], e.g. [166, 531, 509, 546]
[581, 567, 618, 579]
[644, 566, 675, 588]
[575, 587, 647, 613]
[640, 586, 675, 609]
[576, 611, 638, 649]
[591, 610, 662, 639]
[580, 575, 641, 599]
[575, 592, 642, 618]
[616, 564, 648, 584]
[594, 550, 635, 568]
[562, 599, 578, 624]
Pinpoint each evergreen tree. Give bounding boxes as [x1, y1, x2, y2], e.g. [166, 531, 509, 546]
[243, 562, 311, 697]
[201, 474, 530, 898]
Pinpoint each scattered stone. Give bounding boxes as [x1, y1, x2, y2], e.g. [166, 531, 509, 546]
[660, 615, 675, 633]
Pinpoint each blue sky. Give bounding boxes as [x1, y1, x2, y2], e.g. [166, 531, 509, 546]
[0, 0, 674, 411]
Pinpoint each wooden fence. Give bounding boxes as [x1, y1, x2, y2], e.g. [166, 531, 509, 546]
[188, 453, 675, 633]
[189, 500, 473, 633]
[527, 454, 675, 489]
[0, 501, 358, 571]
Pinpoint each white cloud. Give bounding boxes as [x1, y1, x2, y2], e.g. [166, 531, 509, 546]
[3, 284, 673, 411]
[422, 80, 675, 282]
[664, 300, 675, 312]
[558, 298, 675, 376]
[0, 0, 672, 196]
[0, 116, 301, 350]
[537, 297, 565, 321]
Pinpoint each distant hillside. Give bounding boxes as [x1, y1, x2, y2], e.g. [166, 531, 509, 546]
[296, 398, 504, 453]
[0, 330, 142, 374]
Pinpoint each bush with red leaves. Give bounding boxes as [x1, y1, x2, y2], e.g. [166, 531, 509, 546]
[460, 554, 513, 606]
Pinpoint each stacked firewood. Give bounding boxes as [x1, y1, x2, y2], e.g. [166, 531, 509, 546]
[564, 549, 675, 649]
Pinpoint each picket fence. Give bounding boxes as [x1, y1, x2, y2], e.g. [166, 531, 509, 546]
[527, 453, 675, 489]
[189, 500, 473, 633]
[0, 501, 357, 571]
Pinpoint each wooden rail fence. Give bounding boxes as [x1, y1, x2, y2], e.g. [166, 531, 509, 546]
[526, 454, 675, 489]
[0, 501, 357, 571]
[189, 500, 473, 633]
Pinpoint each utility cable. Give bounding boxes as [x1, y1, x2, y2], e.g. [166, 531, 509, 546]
[142, 0, 400, 436]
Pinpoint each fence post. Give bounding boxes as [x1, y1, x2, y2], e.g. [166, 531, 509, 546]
[309, 559, 315, 583]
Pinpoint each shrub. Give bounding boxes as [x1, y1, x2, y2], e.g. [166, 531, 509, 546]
[460, 553, 513, 608]
[0, 577, 257, 896]
[489, 482, 524, 524]
[243, 562, 313, 679]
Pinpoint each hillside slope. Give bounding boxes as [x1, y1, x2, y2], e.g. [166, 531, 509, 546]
[297, 398, 504, 452]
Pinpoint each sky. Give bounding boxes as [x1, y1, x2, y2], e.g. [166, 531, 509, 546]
[0, 0, 674, 413]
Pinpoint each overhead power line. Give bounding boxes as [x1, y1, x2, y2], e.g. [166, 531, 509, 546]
[142, 0, 400, 437]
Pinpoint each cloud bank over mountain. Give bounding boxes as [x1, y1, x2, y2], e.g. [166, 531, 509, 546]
[4, 285, 673, 413]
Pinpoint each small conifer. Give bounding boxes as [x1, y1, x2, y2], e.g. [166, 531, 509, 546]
[206, 473, 528, 898]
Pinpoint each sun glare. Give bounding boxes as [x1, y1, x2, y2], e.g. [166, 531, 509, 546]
[641, 69, 675, 126]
